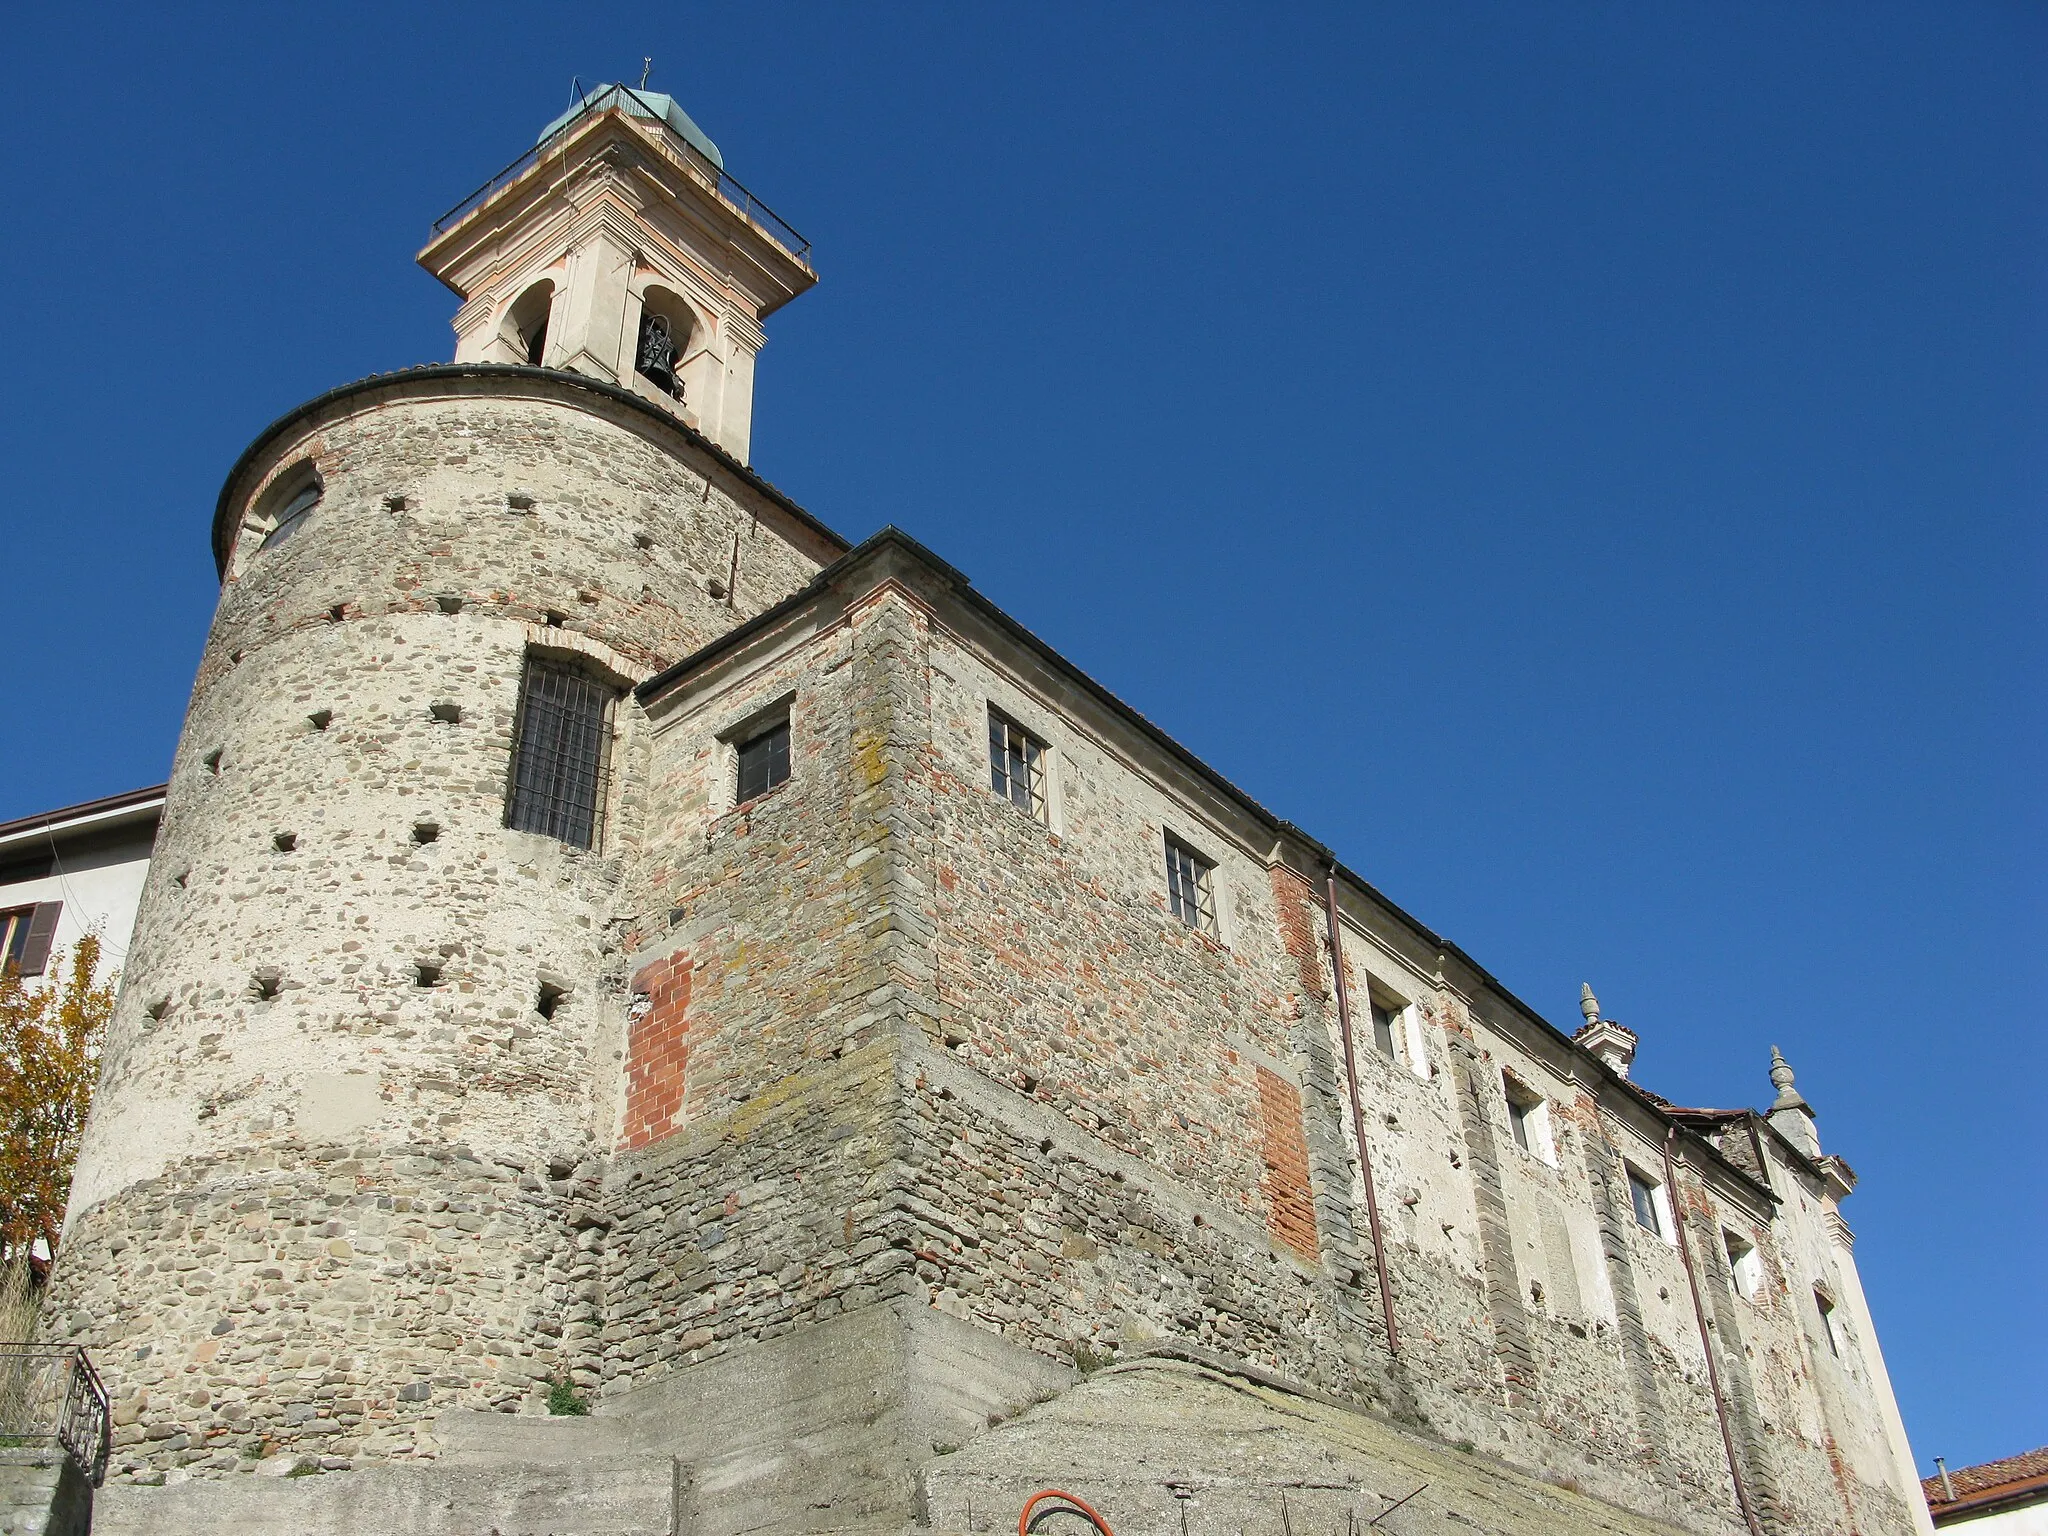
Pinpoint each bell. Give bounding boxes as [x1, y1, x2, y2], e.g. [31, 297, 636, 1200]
[636, 313, 680, 396]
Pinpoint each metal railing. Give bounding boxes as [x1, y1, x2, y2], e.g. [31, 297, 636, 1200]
[0, 1345, 110, 1485]
[430, 83, 812, 261]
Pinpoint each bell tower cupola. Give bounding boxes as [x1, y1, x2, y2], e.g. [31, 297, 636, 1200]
[419, 82, 817, 463]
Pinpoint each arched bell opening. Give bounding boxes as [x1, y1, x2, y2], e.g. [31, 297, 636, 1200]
[501, 280, 556, 368]
[634, 287, 696, 400]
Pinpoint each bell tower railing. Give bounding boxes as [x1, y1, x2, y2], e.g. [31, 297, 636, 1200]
[429, 82, 812, 261]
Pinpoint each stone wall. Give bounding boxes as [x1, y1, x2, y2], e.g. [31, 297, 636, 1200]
[47, 372, 837, 1483]
[597, 556, 1921, 1536]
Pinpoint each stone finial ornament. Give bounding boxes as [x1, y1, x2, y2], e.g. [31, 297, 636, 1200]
[1769, 1045, 1809, 1111]
[1573, 985, 1638, 1079]
[1767, 1045, 1822, 1157]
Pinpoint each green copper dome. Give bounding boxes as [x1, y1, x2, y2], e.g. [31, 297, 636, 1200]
[538, 83, 724, 171]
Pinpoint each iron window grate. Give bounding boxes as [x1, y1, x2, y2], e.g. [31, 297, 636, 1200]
[505, 656, 616, 849]
[1164, 834, 1217, 934]
[987, 709, 1047, 823]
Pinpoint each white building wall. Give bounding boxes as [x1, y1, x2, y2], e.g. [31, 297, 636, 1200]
[1943, 1504, 2048, 1536]
[0, 794, 161, 983]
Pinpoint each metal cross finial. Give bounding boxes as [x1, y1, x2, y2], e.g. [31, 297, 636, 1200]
[640, 57, 653, 89]
[1580, 983, 1600, 1026]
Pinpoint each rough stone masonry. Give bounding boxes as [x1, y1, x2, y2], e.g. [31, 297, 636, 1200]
[43, 90, 1932, 1536]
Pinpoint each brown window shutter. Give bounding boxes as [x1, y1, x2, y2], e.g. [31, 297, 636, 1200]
[19, 902, 62, 977]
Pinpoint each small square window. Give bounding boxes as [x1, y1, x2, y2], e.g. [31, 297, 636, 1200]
[1627, 1168, 1664, 1238]
[987, 708, 1047, 824]
[1164, 833, 1217, 935]
[1370, 998, 1402, 1059]
[1725, 1230, 1763, 1300]
[736, 719, 791, 803]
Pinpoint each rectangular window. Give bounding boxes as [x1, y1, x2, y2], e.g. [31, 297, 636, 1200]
[1725, 1230, 1763, 1300]
[1164, 833, 1217, 935]
[736, 718, 792, 803]
[1, 902, 60, 978]
[987, 708, 1047, 824]
[1507, 1094, 1534, 1153]
[1, 908, 34, 974]
[1504, 1075, 1556, 1165]
[1815, 1289, 1840, 1355]
[1627, 1168, 1664, 1237]
[505, 656, 616, 849]
[1370, 999, 1401, 1059]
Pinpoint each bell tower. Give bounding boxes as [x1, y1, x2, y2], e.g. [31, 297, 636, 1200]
[419, 83, 817, 463]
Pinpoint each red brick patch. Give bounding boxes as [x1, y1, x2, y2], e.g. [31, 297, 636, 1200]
[621, 954, 693, 1151]
[1255, 1066, 1320, 1260]
[1269, 866, 1328, 1004]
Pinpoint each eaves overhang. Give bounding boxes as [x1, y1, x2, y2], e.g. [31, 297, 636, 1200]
[1928, 1471, 2048, 1524]
[209, 363, 849, 580]
[418, 104, 815, 312]
[634, 527, 1775, 1210]
[0, 784, 166, 857]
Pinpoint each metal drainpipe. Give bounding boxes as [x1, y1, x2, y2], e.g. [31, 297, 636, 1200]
[1665, 1125, 1765, 1536]
[1322, 863, 1400, 1356]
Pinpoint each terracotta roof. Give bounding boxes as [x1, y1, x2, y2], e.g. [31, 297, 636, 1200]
[1925, 1446, 2048, 1519]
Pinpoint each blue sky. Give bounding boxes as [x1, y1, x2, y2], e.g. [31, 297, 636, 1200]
[2, 1, 2040, 1475]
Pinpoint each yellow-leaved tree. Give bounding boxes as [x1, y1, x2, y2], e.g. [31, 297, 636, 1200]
[0, 934, 114, 1272]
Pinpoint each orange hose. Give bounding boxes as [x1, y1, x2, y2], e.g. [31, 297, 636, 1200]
[1018, 1489, 1115, 1536]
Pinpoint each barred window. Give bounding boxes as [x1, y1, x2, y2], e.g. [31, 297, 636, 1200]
[987, 708, 1046, 823]
[736, 719, 791, 803]
[1164, 833, 1216, 934]
[505, 655, 616, 848]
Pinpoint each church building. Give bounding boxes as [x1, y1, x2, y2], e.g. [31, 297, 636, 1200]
[46, 85, 1934, 1536]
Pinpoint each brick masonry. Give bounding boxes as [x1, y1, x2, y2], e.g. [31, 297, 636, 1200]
[1253, 1067, 1319, 1261]
[621, 956, 693, 1152]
